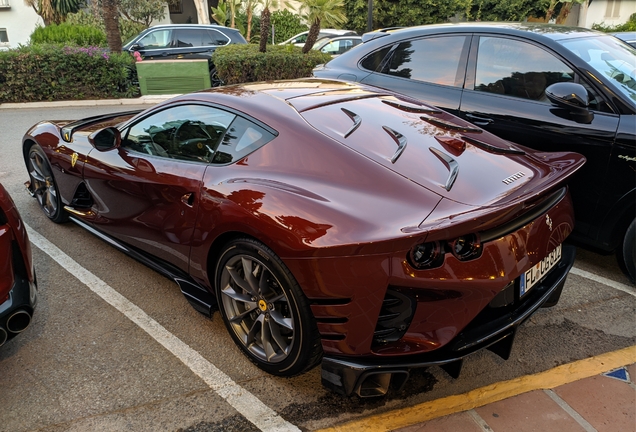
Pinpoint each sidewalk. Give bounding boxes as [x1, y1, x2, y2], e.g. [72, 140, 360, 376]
[0, 95, 179, 110]
[320, 346, 636, 432]
[396, 363, 635, 432]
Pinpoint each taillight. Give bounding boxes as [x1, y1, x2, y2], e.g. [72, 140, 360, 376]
[408, 234, 482, 270]
[450, 234, 481, 260]
[408, 241, 442, 269]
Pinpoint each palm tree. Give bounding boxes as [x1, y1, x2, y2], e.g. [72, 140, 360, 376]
[102, 0, 122, 52]
[24, 0, 82, 25]
[258, 0, 292, 53]
[299, 0, 346, 54]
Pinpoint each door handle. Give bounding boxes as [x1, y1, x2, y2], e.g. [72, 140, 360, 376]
[465, 113, 494, 126]
[181, 192, 195, 207]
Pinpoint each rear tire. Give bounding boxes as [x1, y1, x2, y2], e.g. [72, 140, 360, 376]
[620, 219, 635, 283]
[27, 145, 68, 223]
[215, 238, 322, 376]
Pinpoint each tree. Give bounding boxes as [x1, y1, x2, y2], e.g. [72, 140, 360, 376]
[258, 0, 289, 53]
[24, 0, 83, 25]
[300, 0, 347, 54]
[118, 0, 167, 27]
[102, 0, 122, 52]
[193, 0, 211, 24]
[344, 0, 470, 35]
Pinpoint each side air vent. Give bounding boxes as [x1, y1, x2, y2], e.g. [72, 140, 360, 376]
[70, 183, 93, 208]
[372, 289, 416, 345]
[381, 98, 442, 114]
[421, 116, 482, 133]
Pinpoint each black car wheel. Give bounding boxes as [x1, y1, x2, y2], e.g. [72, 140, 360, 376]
[27, 145, 68, 223]
[210, 67, 224, 87]
[215, 238, 322, 376]
[621, 219, 635, 283]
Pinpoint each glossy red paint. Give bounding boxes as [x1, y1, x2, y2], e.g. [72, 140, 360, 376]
[0, 184, 34, 285]
[22, 79, 585, 365]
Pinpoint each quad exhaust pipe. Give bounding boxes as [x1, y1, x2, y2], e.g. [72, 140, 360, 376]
[6, 309, 32, 334]
[0, 327, 6, 347]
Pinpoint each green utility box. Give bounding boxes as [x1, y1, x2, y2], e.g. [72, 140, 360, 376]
[137, 59, 211, 95]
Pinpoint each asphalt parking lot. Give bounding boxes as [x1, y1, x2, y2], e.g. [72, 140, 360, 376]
[0, 105, 634, 432]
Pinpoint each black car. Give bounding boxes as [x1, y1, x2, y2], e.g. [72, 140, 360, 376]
[123, 24, 247, 60]
[314, 23, 636, 280]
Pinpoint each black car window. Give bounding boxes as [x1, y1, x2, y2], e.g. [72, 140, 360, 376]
[475, 37, 574, 102]
[210, 116, 276, 165]
[383, 36, 468, 87]
[360, 45, 393, 72]
[122, 105, 236, 163]
[138, 30, 171, 49]
[174, 29, 206, 48]
[206, 29, 230, 46]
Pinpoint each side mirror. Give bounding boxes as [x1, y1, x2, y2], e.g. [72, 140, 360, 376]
[89, 127, 121, 151]
[129, 44, 140, 51]
[545, 82, 590, 112]
[546, 82, 594, 124]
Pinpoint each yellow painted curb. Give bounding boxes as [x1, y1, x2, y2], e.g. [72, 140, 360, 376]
[317, 345, 636, 432]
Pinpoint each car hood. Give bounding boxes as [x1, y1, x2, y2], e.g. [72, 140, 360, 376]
[288, 91, 584, 208]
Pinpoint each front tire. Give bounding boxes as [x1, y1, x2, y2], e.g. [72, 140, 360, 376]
[27, 145, 68, 223]
[215, 238, 322, 376]
[621, 219, 635, 283]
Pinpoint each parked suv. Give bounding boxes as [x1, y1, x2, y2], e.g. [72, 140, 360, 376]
[123, 24, 247, 60]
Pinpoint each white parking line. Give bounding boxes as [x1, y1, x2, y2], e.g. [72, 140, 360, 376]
[570, 266, 636, 298]
[26, 224, 300, 432]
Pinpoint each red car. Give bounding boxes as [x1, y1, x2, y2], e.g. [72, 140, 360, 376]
[0, 183, 37, 347]
[22, 79, 584, 396]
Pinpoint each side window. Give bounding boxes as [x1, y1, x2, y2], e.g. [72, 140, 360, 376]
[383, 36, 469, 87]
[292, 34, 308, 44]
[138, 30, 171, 49]
[475, 37, 574, 102]
[122, 105, 236, 163]
[174, 29, 204, 47]
[361, 46, 393, 72]
[206, 30, 230, 46]
[321, 40, 353, 55]
[211, 117, 277, 165]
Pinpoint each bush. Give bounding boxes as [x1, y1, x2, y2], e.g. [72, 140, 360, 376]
[30, 23, 107, 47]
[67, 10, 147, 45]
[593, 13, 636, 32]
[0, 44, 138, 103]
[213, 44, 332, 85]
[271, 9, 307, 44]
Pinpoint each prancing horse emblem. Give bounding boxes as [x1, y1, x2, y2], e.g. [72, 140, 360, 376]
[545, 214, 553, 231]
[71, 152, 78, 168]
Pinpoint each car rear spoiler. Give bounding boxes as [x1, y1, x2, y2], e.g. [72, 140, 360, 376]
[361, 27, 403, 43]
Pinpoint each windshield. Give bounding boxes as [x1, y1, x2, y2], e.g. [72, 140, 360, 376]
[559, 35, 636, 103]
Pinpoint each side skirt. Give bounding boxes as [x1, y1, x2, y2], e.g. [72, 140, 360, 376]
[68, 216, 217, 316]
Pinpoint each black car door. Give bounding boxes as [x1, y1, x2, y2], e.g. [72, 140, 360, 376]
[133, 28, 174, 59]
[360, 35, 472, 114]
[172, 28, 230, 59]
[458, 35, 621, 239]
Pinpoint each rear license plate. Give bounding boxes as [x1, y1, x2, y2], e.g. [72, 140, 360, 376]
[520, 244, 562, 296]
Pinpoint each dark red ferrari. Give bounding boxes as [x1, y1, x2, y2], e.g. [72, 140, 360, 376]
[22, 79, 584, 396]
[0, 183, 37, 347]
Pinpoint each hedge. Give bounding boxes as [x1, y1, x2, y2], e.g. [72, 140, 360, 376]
[30, 23, 107, 47]
[213, 44, 332, 85]
[0, 45, 138, 103]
